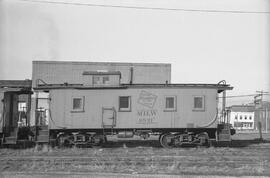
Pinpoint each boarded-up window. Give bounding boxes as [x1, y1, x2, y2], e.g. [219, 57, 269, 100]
[164, 96, 176, 111]
[193, 96, 205, 111]
[119, 96, 131, 111]
[72, 97, 84, 112]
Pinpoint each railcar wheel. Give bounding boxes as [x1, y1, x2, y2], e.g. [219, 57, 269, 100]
[159, 133, 175, 148]
[57, 134, 73, 147]
[91, 134, 105, 148]
[57, 135, 66, 147]
[197, 132, 210, 147]
[140, 133, 150, 140]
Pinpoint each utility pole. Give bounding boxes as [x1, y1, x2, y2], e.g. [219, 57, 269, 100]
[256, 90, 269, 102]
[266, 108, 268, 133]
[255, 90, 269, 133]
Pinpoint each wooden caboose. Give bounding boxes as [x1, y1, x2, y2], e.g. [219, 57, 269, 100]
[34, 71, 234, 147]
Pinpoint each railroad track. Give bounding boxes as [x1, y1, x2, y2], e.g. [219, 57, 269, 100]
[0, 155, 269, 172]
[0, 154, 269, 160]
[0, 144, 269, 176]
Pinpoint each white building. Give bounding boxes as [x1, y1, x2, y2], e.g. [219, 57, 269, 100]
[229, 105, 255, 130]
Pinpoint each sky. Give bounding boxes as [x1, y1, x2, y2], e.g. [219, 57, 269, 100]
[0, 0, 269, 105]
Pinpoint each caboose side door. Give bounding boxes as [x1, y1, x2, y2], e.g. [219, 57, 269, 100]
[102, 107, 116, 128]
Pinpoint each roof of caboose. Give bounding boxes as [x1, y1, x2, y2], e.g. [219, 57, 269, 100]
[34, 83, 233, 93]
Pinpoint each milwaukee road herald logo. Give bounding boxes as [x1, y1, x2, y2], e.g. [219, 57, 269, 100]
[137, 90, 157, 108]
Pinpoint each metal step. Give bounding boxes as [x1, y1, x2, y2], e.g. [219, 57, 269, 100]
[219, 130, 230, 134]
[4, 136, 17, 144]
[9, 129, 18, 137]
[9, 132, 17, 137]
[218, 133, 231, 142]
[38, 130, 49, 135]
[217, 123, 232, 142]
[36, 135, 49, 143]
[38, 125, 48, 130]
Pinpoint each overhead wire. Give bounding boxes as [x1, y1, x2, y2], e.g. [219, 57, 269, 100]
[219, 93, 270, 99]
[16, 0, 270, 14]
[222, 94, 257, 98]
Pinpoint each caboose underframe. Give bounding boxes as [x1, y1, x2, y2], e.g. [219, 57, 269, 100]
[49, 127, 220, 147]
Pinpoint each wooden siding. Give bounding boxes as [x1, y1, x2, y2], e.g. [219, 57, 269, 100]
[48, 88, 218, 130]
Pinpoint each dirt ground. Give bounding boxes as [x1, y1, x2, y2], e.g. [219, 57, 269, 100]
[0, 132, 270, 177]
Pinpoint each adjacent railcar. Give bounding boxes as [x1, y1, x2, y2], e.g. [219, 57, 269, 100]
[35, 81, 234, 148]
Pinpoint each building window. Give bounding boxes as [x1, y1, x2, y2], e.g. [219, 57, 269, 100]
[249, 116, 252, 120]
[193, 96, 205, 111]
[240, 116, 242, 120]
[119, 96, 131, 112]
[18, 102, 27, 112]
[244, 116, 247, 120]
[71, 96, 84, 112]
[235, 115, 238, 120]
[93, 76, 110, 85]
[164, 96, 176, 111]
[234, 122, 241, 128]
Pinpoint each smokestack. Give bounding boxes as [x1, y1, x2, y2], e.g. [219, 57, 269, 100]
[130, 67, 133, 85]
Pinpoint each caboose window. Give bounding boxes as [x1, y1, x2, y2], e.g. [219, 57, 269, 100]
[164, 96, 176, 111]
[71, 96, 84, 112]
[93, 76, 110, 85]
[103, 76, 109, 84]
[119, 96, 131, 111]
[193, 96, 205, 111]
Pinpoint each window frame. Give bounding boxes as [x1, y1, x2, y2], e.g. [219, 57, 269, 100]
[18, 101, 27, 112]
[92, 76, 101, 85]
[102, 76, 110, 84]
[119, 96, 131, 112]
[71, 96, 85, 112]
[92, 75, 110, 85]
[192, 95, 205, 111]
[164, 95, 177, 112]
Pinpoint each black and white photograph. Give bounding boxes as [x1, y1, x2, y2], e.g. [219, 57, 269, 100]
[0, 0, 269, 177]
